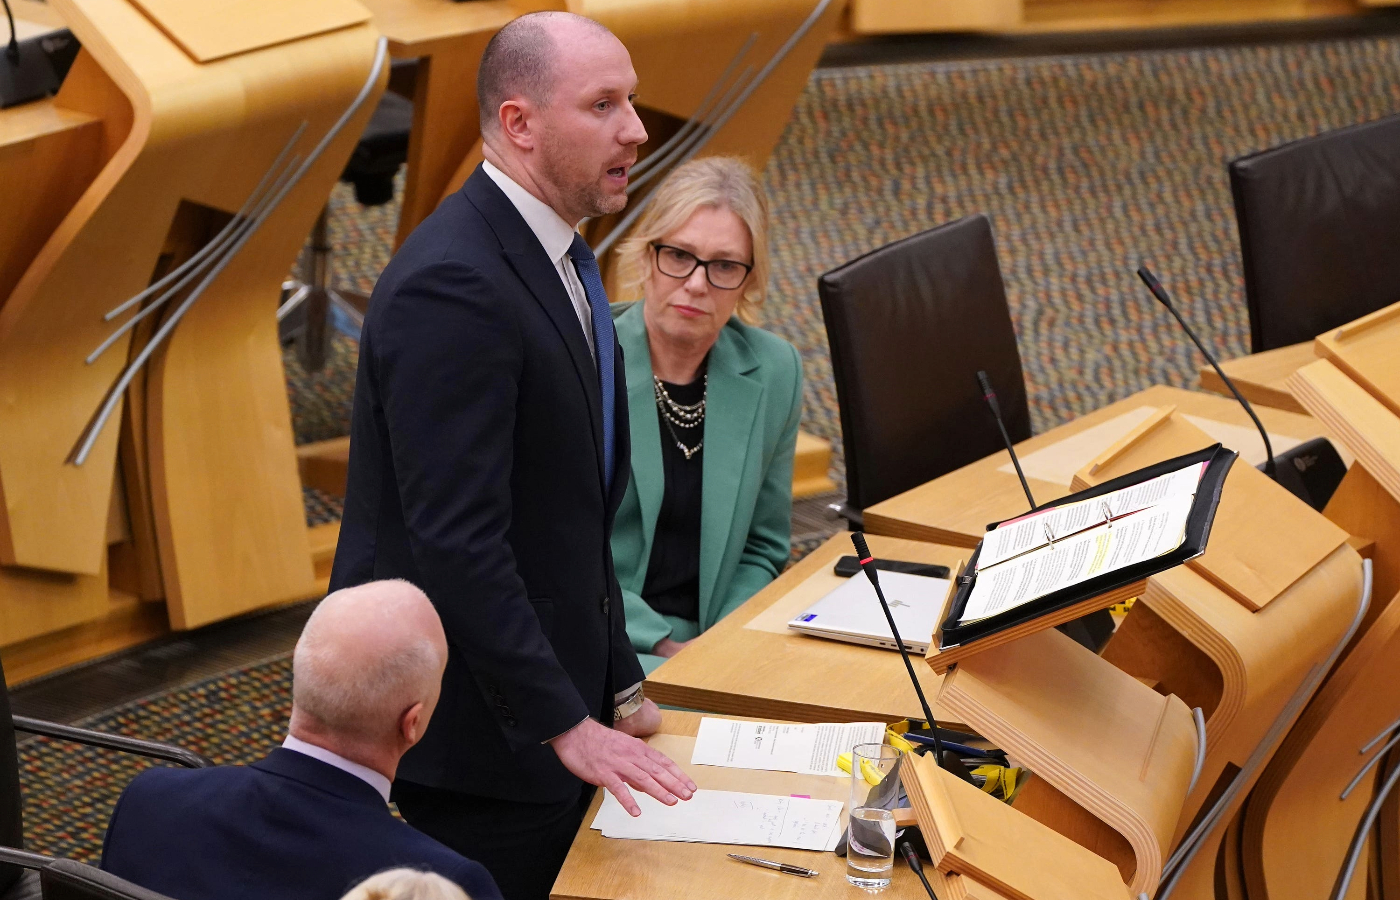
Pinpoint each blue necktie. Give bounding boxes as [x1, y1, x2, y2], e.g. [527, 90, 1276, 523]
[569, 234, 616, 493]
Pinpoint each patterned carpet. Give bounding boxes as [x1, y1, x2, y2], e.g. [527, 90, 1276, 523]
[20, 34, 1400, 861]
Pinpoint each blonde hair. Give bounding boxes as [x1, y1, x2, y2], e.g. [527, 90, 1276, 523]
[340, 869, 471, 900]
[615, 156, 770, 324]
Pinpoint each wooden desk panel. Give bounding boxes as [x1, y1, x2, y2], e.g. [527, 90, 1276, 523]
[1198, 341, 1315, 414]
[863, 385, 1330, 549]
[646, 534, 968, 728]
[553, 710, 931, 900]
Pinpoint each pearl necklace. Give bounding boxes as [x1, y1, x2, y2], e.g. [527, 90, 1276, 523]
[653, 374, 706, 460]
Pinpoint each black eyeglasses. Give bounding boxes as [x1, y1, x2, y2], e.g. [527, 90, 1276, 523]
[651, 243, 753, 291]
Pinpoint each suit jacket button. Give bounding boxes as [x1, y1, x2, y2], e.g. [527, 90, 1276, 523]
[601, 595, 610, 615]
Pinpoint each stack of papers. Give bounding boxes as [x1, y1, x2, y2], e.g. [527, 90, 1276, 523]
[690, 718, 886, 777]
[960, 461, 1207, 625]
[591, 789, 845, 852]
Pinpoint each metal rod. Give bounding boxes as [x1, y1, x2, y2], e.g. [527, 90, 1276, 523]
[1332, 749, 1400, 900]
[1341, 728, 1400, 801]
[69, 37, 389, 466]
[592, 0, 834, 257]
[1188, 707, 1207, 795]
[103, 123, 307, 322]
[628, 31, 757, 179]
[86, 153, 305, 363]
[623, 62, 756, 197]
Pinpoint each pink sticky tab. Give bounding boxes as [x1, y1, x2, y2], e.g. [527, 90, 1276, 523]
[790, 794, 810, 799]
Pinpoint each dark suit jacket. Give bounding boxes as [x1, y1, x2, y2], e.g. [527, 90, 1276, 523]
[100, 748, 501, 900]
[329, 165, 643, 803]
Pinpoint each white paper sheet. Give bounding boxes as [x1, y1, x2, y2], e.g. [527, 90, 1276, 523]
[690, 718, 887, 777]
[590, 789, 845, 852]
[1180, 415, 1301, 467]
[960, 494, 1194, 624]
[978, 460, 1205, 570]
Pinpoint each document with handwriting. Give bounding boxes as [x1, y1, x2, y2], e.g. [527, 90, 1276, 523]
[591, 789, 845, 851]
[690, 718, 886, 777]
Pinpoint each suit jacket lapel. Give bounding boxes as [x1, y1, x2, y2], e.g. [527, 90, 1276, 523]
[699, 323, 762, 628]
[462, 166, 607, 489]
[617, 305, 664, 543]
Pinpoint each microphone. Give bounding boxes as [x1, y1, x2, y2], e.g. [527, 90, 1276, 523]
[1136, 266, 1276, 480]
[977, 370, 1036, 510]
[901, 841, 940, 900]
[851, 531, 946, 762]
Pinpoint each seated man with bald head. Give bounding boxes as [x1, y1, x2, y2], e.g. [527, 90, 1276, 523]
[100, 581, 501, 900]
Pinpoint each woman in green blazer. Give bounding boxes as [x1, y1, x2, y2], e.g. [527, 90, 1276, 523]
[609, 158, 803, 674]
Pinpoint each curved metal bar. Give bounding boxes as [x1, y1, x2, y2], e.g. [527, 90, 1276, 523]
[69, 36, 389, 466]
[1332, 750, 1400, 900]
[1157, 558, 1373, 899]
[13, 715, 212, 768]
[1360, 715, 1400, 755]
[103, 122, 308, 322]
[86, 153, 305, 364]
[592, 0, 835, 258]
[1188, 707, 1207, 795]
[623, 62, 756, 197]
[628, 31, 757, 179]
[1341, 728, 1400, 801]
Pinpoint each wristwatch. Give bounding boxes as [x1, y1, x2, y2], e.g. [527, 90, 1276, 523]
[614, 685, 646, 721]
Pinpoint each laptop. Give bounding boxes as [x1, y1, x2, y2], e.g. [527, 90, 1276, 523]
[787, 570, 950, 653]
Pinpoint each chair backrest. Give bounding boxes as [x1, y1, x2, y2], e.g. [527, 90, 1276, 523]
[818, 214, 1030, 513]
[1, 659, 24, 895]
[40, 859, 175, 900]
[1229, 112, 1400, 352]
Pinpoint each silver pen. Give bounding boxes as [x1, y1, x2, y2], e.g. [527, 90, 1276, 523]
[727, 853, 819, 877]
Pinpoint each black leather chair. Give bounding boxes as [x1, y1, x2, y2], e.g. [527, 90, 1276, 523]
[0, 848, 174, 900]
[1, 659, 211, 897]
[1229, 112, 1400, 352]
[279, 88, 414, 371]
[819, 213, 1031, 529]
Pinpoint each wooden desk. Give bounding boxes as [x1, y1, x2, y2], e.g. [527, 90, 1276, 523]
[1198, 341, 1316, 414]
[553, 710, 930, 900]
[646, 533, 967, 728]
[863, 385, 1332, 549]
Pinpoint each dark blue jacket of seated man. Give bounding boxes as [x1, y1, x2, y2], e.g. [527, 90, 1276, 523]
[100, 744, 503, 900]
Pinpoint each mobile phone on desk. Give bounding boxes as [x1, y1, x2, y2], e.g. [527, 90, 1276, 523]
[833, 556, 950, 579]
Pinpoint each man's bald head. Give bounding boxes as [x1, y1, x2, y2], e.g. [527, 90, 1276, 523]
[477, 11, 614, 136]
[291, 580, 447, 746]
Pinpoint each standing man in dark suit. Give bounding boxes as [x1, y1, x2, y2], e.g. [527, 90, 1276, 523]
[329, 12, 695, 900]
[102, 581, 502, 900]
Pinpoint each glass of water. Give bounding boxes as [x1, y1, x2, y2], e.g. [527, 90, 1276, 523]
[846, 742, 902, 890]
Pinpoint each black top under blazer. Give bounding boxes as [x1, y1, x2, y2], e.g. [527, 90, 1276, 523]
[329, 165, 643, 803]
[100, 749, 502, 900]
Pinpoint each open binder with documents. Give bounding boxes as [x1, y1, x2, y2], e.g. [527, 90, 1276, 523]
[929, 444, 1236, 669]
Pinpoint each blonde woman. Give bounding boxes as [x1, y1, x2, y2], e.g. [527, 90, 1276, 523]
[341, 869, 471, 900]
[611, 157, 802, 674]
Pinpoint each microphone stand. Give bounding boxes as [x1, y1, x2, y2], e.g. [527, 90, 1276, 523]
[1136, 265, 1277, 481]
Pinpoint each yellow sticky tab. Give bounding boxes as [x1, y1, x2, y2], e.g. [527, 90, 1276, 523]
[837, 752, 853, 775]
[860, 758, 885, 786]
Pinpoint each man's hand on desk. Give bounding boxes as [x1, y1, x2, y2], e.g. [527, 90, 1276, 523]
[548, 716, 696, 817]
[652, 637, 693, 658]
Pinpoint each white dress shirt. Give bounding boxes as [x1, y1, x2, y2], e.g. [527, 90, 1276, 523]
[481, 160, 596, 360]
[282, 734, 392, 803]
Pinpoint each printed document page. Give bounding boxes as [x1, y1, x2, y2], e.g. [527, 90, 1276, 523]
[977, 460, 1205, 570]
[591, 789, 845, 851]
[690, 718, 886, 777]
[960, 494, 1194, 624]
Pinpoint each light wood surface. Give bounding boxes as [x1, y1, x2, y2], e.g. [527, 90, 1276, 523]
[646, 533, 967, 727]
[863, 385, 1332, 549]
[903, 751, 1130, 900]
[1241, 576, 1400, 900]
[1323, 464, 1400, 640]
[126, 0, 371, 62]
[1315, 300, 1400, 419]
[793, 431, 837, 499]
[1289, 360, 1400, 503]
[552, 709, 929, 900]
[849, 0, 1022, 32]
[1071, 411, 1348, 612]
[937, 627, 1197, 895]
[1199, 341, 1315, 415]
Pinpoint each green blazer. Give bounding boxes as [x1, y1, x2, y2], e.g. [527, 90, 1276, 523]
[610, 302, 803, 654]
